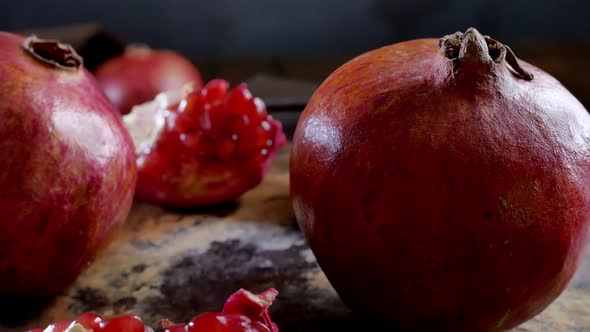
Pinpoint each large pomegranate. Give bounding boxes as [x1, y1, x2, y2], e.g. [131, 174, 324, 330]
[290, 28, 590, 331]
[95, 46, 203, 115]
[0, 32, 137, 296]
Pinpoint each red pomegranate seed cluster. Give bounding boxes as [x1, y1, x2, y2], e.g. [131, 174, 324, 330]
[28, 288, 279, 332]
[163, 288, 279, 332]
[129, 79, 286, 207]
[28, 313, 152, 332]
[161, 79, 280, 164]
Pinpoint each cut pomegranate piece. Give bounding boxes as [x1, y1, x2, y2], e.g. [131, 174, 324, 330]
[27, 289, 278, 332]
[28, 313, 152, 332]
[123, 80, 287, 207]
[163, 288, 279, 332]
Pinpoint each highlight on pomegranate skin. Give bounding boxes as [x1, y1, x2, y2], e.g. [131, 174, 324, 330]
[0, 32, 137, 296]
[123, 79, 287, 208]
[162, 288, 279, 332]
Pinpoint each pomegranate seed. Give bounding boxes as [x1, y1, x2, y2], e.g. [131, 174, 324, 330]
[237, 125, 274, 155]
[225, 84, 253, 117]
[244, 97, 268, 123]
[176, 92, 205, 132]
[196, 136, 219, 159]
[216, 137, 237, 160]
[202, 79, 230, 104]
[49, 321, 75, 332]
[99, 315, 145, 332]
[188, 313, 227, 331]
[208, 102, 227, 133]
[197, 109, 212, 131]
[75, 312, 103, 329]
[180, 132, 202, 149]
[260, 121, 271, 131]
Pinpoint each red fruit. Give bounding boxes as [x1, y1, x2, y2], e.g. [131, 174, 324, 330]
[0, 32, 137, 296]
[75, 312, 103, 329]
[123, 80, 286, 207]
[28, 313, 152, 332]
[42, 321, 74, 332]
[164, 288, 279, 332]
[290, 28, 590, 331]
[95, 45, 203, 114]
[99, 315, 145, 332]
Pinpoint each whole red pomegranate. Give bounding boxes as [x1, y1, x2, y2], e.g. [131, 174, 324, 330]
[95, 46, 203, 114]
[290, 28, 590, 331]
[0, 32, 137, 296]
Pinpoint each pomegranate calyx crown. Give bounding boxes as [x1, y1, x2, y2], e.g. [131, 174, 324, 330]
[22, 35, 83, 71]
[439, 27, 533, 81]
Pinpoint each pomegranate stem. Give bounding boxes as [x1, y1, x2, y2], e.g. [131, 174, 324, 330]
[22, 35, 82, 71]
[439, 27, 534, 81]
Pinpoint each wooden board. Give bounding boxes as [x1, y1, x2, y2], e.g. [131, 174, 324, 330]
[1, 146, 589, 332]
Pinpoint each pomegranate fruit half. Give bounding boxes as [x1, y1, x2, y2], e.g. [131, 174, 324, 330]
[0, 32, 137, 296]
[290, 28, 590, 331]
[95, 45, 203, 115]
[123, 79, 286, 208]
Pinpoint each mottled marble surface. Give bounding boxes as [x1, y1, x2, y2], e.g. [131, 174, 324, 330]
[1, 147, 588, 331]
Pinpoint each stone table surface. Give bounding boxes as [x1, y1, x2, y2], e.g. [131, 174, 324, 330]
[1, 147, 589, 332]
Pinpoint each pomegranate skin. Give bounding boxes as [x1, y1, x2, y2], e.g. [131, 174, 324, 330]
[95, 47, 203, 115]
[0, 32, 137, 295]
[290, 29, 590, 331]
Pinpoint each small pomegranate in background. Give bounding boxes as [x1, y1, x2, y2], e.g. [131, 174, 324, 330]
[0, 32, 137, 296]
[291, 28, 590, 331]
[28, 312, 153, 332]
[123, 79, 286, 208]
[162, 288, 279, 332]
[95, 45, 203, 115]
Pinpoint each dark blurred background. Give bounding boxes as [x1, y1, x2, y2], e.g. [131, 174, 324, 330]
[1, 0, 588, 56]
[2, 0, 589, 135]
